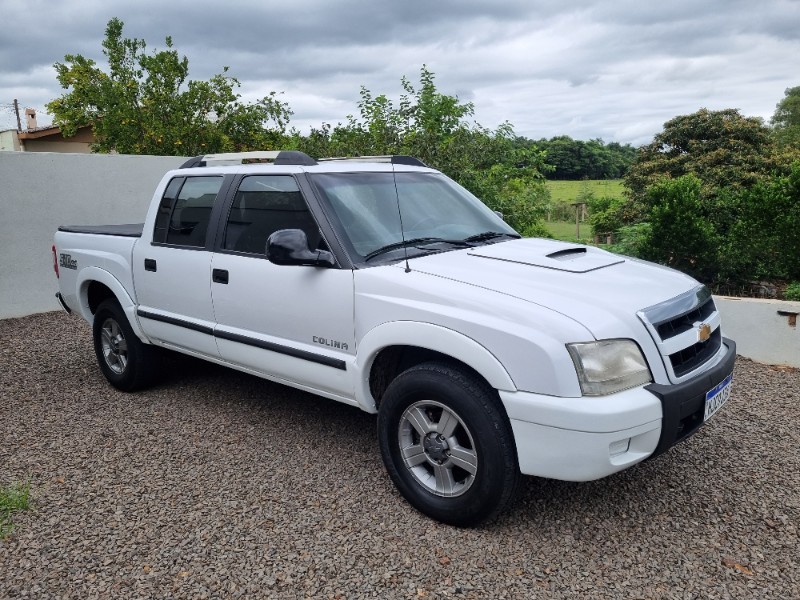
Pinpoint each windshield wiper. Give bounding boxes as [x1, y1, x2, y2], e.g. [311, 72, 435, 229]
[462, 231, 521, 243]
[364, 232, 519, 262]
[364, 237, 469, 261]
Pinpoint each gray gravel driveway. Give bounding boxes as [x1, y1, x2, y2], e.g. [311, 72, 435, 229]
[1, 312, 798, 599]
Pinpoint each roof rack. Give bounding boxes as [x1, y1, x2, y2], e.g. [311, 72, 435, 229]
[179, 150, 317, 169]
[318, 155, 427, 167]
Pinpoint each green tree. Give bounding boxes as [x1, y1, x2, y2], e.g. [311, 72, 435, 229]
[720, 162, 800, 281]
[292, 67, 552, 234]
[771, 86, 800, 147]
[588, 195, 627, 238]
[47, 18, 292, 155]
[535, 136, 636, 179]
[611, 161, 800, 286]
[602, 104, 800, 287]
[398, 66, 474, 169]
[624, 108, 784, 207]
[295, 66, 478, 170]
[637, 175, 720, 282]
[464, 143, 551, 234]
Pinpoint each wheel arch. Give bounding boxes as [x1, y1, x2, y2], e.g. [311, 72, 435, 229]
[77, 267, 150, 342]
[354, 321, 516, 413]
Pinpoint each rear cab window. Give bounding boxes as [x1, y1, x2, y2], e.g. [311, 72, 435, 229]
[153, 176, 223, 247]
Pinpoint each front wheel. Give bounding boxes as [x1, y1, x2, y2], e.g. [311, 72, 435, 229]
[377, 362, 520, 526]
[92, 299, 158, 392]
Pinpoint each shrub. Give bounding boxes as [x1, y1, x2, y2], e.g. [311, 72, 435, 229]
[521, 221, 552, 238]
[785, 282, 800, 301]
[588, 195, 627, 238]
[726, 163, 800, 282]
[607, 223, 652, 257]
[637, 175, 719, 282]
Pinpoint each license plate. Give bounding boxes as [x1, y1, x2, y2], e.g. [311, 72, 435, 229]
[704, 373, 733, 421]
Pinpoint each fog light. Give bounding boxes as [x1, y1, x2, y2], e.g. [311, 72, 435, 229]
[609, 438, 631, 457]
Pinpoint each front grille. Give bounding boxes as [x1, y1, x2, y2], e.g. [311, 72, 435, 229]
[638, 286, 722, 382]
[656, 296, 716, 340]
[669, 328, 722, 377]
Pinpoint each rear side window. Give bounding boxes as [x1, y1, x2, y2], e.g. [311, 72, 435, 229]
[222, 175, 322, 255]
[152, 176, 223, 247]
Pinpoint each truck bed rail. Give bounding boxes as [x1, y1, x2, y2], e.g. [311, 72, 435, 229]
[57, 224, 144, 237]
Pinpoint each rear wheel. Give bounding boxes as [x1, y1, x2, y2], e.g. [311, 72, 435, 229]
[92, 299, 158, 391]
[378, 362, 520, 526]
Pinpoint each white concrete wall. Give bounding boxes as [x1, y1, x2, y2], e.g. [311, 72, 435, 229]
[0, 152, 186, 318]
[715, 296, 800, 368]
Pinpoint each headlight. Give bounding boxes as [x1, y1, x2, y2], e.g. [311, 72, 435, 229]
[566, 339, 652, 396]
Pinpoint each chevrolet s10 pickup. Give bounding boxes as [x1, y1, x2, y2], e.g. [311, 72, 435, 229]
[53, 151, 735, 525]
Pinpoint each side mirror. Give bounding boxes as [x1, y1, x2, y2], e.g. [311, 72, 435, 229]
[266, 229, 336, 268]
[493, 210, 505, 221]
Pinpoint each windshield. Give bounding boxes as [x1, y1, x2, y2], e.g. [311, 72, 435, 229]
[309, 172, 518, 261]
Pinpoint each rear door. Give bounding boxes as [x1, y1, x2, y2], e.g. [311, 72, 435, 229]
[210, 174, 356, 400]
[132, 175, 225, 358]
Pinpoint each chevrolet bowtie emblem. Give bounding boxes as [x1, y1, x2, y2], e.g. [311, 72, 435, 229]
[697, 323, 712, 342]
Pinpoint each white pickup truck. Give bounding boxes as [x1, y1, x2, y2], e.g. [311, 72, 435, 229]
[53, 151, 735, 526]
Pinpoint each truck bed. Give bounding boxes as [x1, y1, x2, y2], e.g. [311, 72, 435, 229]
[57, 223, 144, 237]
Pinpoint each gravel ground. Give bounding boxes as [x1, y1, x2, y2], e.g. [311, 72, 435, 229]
[1, 312, 798, 600]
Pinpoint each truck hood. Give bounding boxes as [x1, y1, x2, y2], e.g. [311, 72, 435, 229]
[406, 238, 699, 340]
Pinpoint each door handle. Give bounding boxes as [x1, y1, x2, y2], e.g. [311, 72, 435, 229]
[212, 269, 229, 284]
[144, 258, 157, 272]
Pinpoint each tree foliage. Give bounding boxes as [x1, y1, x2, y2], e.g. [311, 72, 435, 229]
[534, 136, 636, 179]
[719, 163, 800, 281]
[636, 175, 720, 282]
[47, 18, 292, 155]
[626, 167, 800, 285]
[609, 106, 800, 287]
[624, 108, 786, 207]
[291, 66, 551, 235]
[587, 195, 631, 238]
[771, 86, 800, 148]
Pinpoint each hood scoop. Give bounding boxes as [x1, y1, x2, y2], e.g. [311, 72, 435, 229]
[468, 238, 625, 273]
[547, 247, 587, 260]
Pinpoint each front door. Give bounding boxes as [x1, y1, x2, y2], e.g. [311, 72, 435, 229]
[210, 174, 355, 400]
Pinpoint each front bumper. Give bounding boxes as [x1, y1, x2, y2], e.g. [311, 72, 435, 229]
[645, 337, 736, 458]
[499, 338, 737, 481]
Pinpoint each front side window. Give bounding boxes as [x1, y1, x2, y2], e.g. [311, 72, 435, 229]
[223, 175, 322, 255]
[153, 176, 223, 247]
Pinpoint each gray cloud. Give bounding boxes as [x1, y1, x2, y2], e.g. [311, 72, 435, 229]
[0, 0, 797, 145]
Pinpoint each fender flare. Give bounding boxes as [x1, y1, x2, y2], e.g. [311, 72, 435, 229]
[354, 320, 516, 413]
[77, 267, 150, 342]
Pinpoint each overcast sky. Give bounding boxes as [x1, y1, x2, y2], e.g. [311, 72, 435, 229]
[1, 0, 798, 146]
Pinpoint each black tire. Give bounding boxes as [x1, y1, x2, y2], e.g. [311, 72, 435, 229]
[92, 299, 159, 392]
[377, 362, 520, 526]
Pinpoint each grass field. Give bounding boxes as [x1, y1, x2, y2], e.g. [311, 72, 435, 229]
[543, 179, 624, 242]
[545, 179, 625, 203]
[543, 220, 593, 242]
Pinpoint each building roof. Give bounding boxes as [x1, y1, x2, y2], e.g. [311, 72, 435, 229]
[18, 125, 74, 140]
